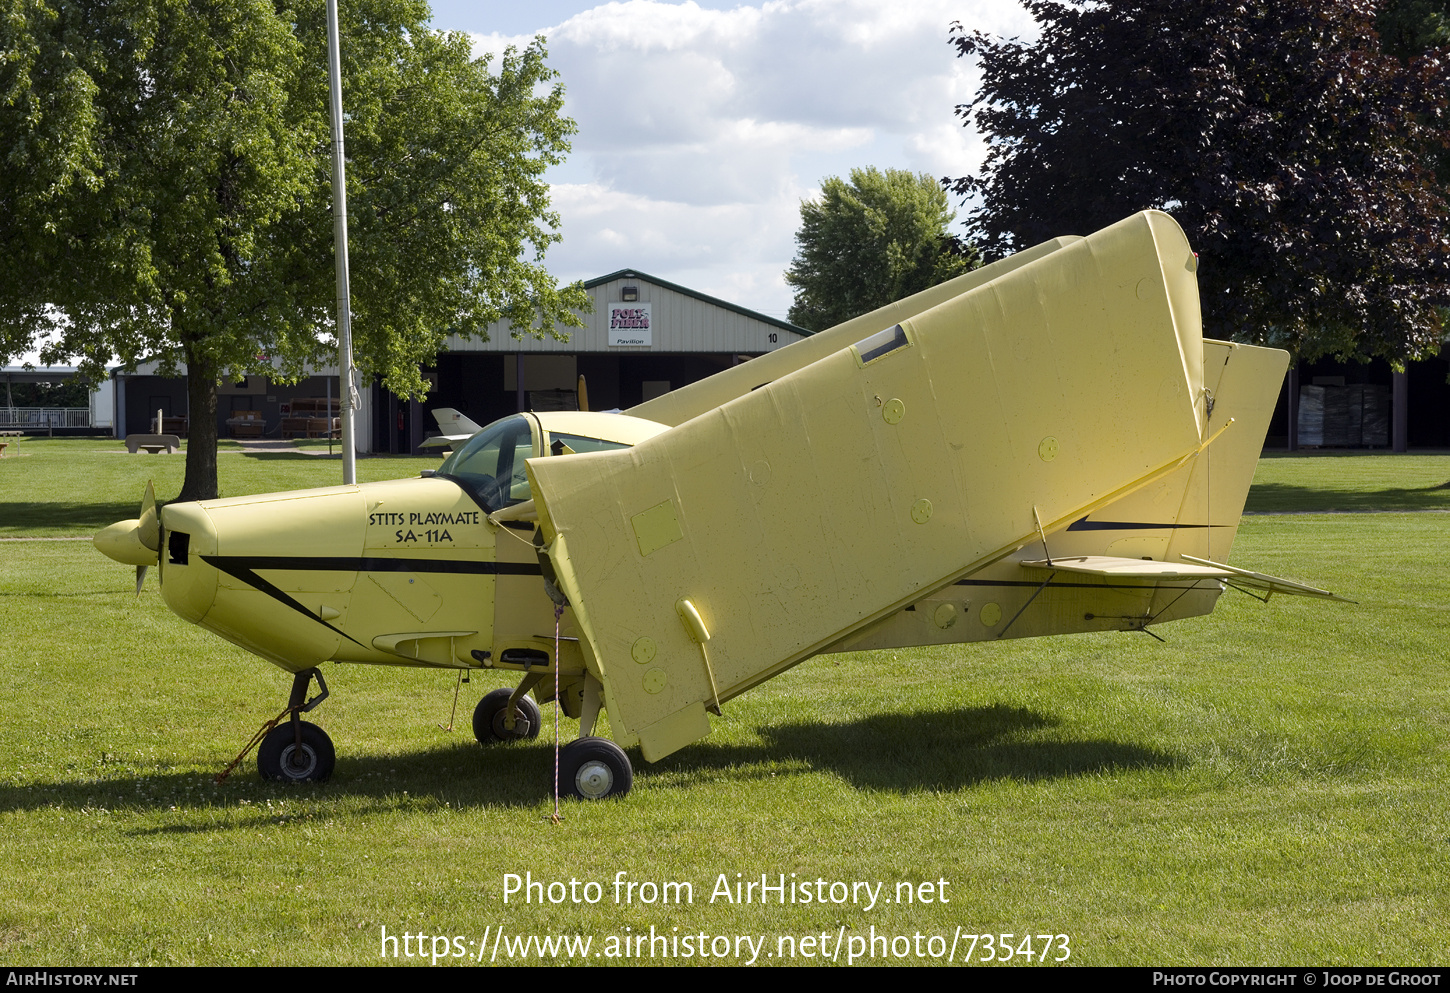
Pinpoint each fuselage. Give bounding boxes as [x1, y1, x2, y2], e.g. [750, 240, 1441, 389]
[135, 412, 669, 682]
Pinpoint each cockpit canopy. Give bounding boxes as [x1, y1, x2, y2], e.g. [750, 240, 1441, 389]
[436, 414, 536, 510]
[436, 412, 661, 512]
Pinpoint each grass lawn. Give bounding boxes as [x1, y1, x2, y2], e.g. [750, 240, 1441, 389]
[1247, 451, 1450, 513]
[1, 442, 1447, 966]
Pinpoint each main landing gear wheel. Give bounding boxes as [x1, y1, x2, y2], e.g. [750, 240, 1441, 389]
[559, 737, 632, 800]
[258, 721, 336, 782]
[473, 688, 541, 743]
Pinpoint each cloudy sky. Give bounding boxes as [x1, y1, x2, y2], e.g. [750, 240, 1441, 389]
[433, 0, 1038, 322]
[11, 0, 1035, 368]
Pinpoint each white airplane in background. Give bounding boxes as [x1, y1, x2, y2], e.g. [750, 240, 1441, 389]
[418, 408, 484, 452]
[421, 374, 593, 452]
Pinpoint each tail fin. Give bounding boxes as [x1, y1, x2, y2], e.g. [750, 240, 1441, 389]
[431, 408, 482, 436]
[1162, 340, 1288, 566]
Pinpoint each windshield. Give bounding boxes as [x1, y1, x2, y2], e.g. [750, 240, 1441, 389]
[437, 416, 636, 511]
[437, 415, 535, 511]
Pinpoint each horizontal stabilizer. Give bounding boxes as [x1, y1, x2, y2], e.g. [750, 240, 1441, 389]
[1021, 556, 1232, 580]
[1179, 555, 1352, 602]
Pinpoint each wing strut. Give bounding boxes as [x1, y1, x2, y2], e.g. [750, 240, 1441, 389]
[1179, 555, 1353, 603]
[996, 571, 1056, 640]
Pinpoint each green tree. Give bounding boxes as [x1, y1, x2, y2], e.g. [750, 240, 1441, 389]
[949, 0, 1450, 363]
[0, 0, 102, 365]
[1378, 0, 1450, 61]
[0, 0, 587, 501]
[784, 167, 976, 332]
[1379, 0, 1450, 223]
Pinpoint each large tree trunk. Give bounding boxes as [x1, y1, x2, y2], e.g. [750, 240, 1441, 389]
[178, 342, 219, 502]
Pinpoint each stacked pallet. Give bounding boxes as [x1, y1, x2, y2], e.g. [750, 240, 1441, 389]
[280, 397, 340, 439]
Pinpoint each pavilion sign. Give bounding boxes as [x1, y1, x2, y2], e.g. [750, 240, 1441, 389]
[608, 303, 652, 347]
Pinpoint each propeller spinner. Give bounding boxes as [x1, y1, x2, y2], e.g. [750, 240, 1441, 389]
[94, 481, 161, 593]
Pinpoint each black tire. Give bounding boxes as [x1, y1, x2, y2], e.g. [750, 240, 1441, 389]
[559, 736, 632, 800]
[257, 721, 335, 783]
[473, 688, 541, 744]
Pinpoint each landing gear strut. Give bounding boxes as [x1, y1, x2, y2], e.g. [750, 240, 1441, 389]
[473, 669, 544, 743]
[257, 668, 335, 783]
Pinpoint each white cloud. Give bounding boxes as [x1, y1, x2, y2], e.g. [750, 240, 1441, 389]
[546, 180, 803, 286]
[471, 0, 1037, 318]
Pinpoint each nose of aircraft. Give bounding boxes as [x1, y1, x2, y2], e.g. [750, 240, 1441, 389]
[94, 480, 160, 567]
[94, 484, 220, 623]
[155, 500, 221, 624]
[93, 517, 159, 566]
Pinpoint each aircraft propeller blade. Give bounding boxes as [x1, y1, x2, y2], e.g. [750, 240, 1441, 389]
[93, 481, 162, 569]
[577, 374, 589, 413]
[135, 565, 148, 596]
[138, 480, 160, 552]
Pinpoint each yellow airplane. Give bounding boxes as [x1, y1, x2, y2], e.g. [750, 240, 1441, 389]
[94, 211, 1343, 798]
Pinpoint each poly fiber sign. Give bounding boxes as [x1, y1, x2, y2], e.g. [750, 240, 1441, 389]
[609, 303, 652, 347]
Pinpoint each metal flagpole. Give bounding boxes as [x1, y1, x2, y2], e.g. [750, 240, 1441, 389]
[326, 0, 357, 484]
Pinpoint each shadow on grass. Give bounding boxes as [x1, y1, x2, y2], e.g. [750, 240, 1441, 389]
[226, 450, 427, 462]
[0, 705, 1178, 825]
[0, 740, 559, 826]
[1245, 482, 1450, 513]
[660, 704, 1179, 793]
[0, 501, 147, 531]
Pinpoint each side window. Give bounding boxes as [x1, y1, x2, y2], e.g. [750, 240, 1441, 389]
[503, 435, 534, 502]
[549, 433, 632, 458]
[438, 415, 536, 510]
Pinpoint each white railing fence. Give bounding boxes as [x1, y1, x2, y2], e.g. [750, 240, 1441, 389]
[0, 407, 92, 429]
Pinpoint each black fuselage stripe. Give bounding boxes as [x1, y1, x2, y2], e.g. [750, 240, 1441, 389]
[201, 555, 540, 576]
[197, 555, 542, 647]
[1067, 517, 1228, 531]
[201, 556, 367, 647]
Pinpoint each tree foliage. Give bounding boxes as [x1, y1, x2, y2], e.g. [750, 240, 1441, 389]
[1378, 0, 1450, 60]
[785, 167, 976, 332]
[3, 377, 90, 409]
[948, 0, 1450, 362]
[0, 0, 587, 499]
[1379, 0, 1450, 194]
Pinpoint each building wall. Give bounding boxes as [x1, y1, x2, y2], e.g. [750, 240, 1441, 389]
[395, 271, 808, 451]
[120, 374, 346, 439]
[111, 271, 809, 452]
[120, 376, 188, 436]
[443, 273, 803, 357]
[1264, 350, 1450, 449]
